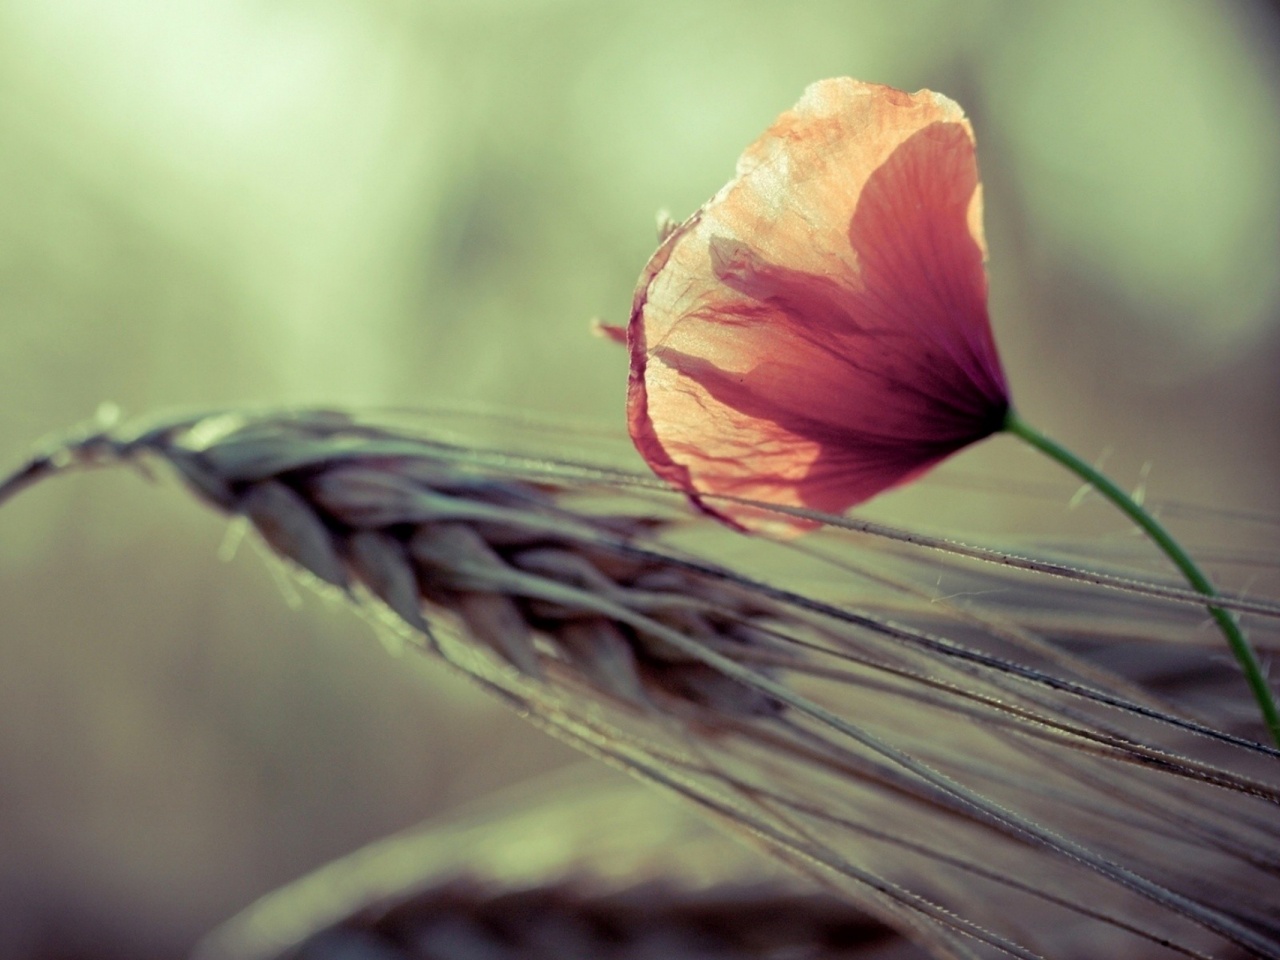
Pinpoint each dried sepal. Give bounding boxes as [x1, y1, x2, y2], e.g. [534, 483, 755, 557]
[163, 449, 239, 511]
[451, 591, 543, 679]
[408, 522, 516, 593]
[508, 547, 624, 598]
[554, 619, 648, 707]
[192, 434, 341, 485]
[309, 466, 441, 528]
[239, 480, 348, 589]
[342, 530, 431, 636]
[408, 523, 543, 677]
[315, 469, 585, 542]
[646, 661, 782, 719]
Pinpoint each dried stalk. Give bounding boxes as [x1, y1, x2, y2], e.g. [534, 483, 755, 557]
[4, 408, 1279, 959]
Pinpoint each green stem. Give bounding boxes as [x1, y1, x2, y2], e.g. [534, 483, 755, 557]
[1003, 409, 1280, 748]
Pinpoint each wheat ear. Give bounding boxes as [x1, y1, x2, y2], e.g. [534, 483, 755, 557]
[5, 408, 1279, 959]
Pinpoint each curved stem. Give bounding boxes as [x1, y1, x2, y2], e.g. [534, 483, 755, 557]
[1003, 409, 1280, 748]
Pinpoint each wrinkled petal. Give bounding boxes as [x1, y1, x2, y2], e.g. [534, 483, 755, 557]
[628, 78, 1009, 533]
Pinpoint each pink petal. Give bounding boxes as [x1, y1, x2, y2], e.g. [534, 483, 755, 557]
[628, 78, 1009, 533]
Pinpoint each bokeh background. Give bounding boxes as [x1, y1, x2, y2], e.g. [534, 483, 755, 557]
[2, 2, 1278, 957]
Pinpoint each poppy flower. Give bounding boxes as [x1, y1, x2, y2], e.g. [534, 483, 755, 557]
[626, 78, 1010, 533]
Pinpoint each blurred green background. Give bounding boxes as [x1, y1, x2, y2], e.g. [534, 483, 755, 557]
[2, 2, 1278, 957]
